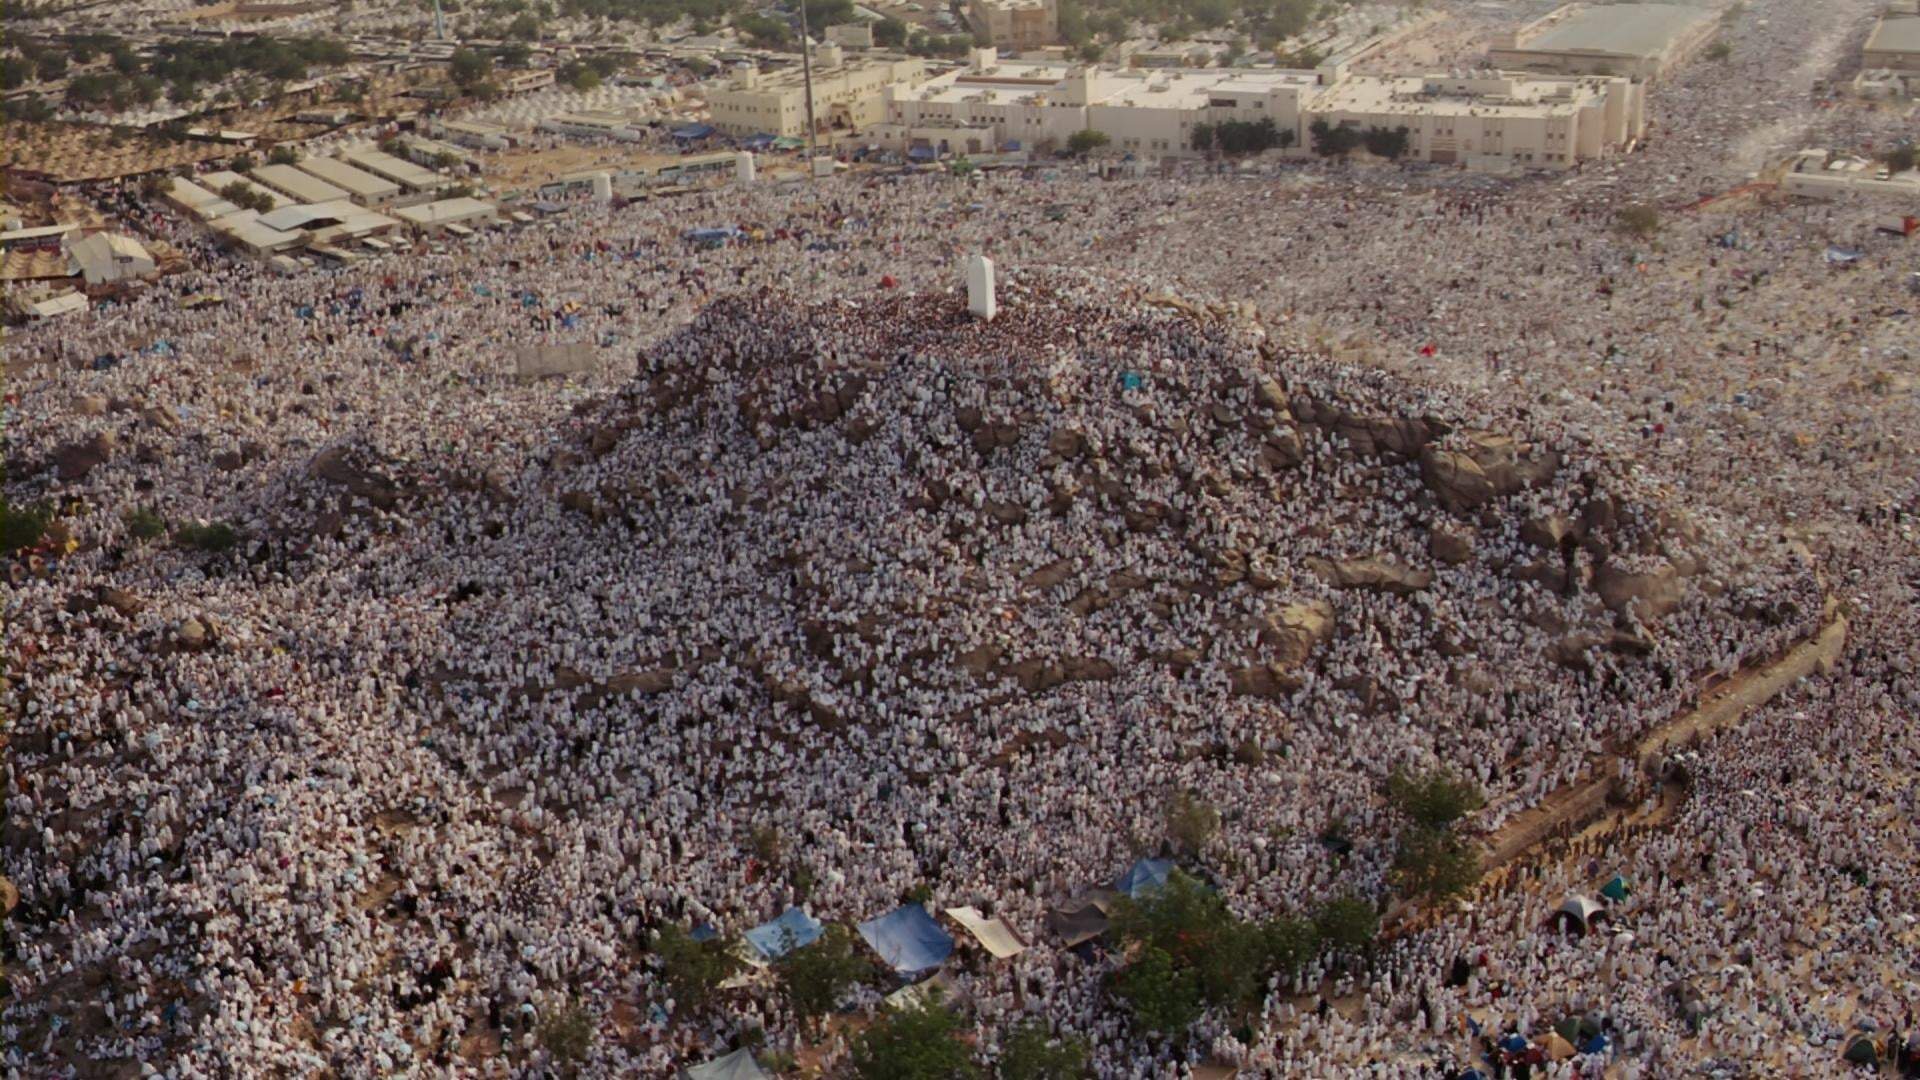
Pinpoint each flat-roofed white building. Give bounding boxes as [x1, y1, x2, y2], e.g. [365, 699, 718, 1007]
[341, 146, 454, 193]
[257, 199, 400, 241]
[1781, 148, 1920, 199]
[880, 53, 1322, 158]
[1489, 3, 1717, 79]
[210, 210, 309, 255]
[708, 55, 931, 137]
[536, 110, 647, 142]
[200, 170, 296, 209]
[296, 157, 404, 206]
[1864, 10, 1920, 72]
[1309, 71, 1644, 169]
[875, 53, 1640, 169]
[392, 196, 500, 234]
[431, 119, 518, 151]
[250, 163, 353, 204]
[165, 178, 243, 221]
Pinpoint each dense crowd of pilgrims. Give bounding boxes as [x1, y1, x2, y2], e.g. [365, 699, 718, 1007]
[6, 0, 1920, 1073]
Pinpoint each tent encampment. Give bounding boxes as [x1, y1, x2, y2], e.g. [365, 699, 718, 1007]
[1599, 875, 1631, 903]
[1542, 1032, 1576, 1061]
[1116, 858, 1174, 898]
[858, 904, 953, 977]
[1046, 897, 1111, 946]
[1844, 1034, 1880, 1065]
[685, 1047, 770, 1080]
[744, 907, 823, 961]
[1553, 894, 1607, 935]
[943, 906, 1027, 958]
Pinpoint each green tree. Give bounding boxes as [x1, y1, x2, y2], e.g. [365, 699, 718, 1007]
[997, 1019, 1090, 1079]
[1165, 791, 1220, 855]
[1259, 915, 1320, 979]
[1391, 824, 1482, 902]
[774, 923, 869, 1024]
[176, 521, 242, 552]
[1308, 119, 1360, 157]
[873, 16, 909, 46]
[268, 145, 299, 165]
[508, 10, 542, 37]
[1704, 40, 1730, 61]
[1109, 868, 1263, 1009]
[1190, 121, 1215, 152]
[653, 924, 743, 1012]
[1884, 143, 1916, 174]
[537, 998, 596, 1073]
[1113, 946, 1201, 1035]
[1362, 125, 1410, 160]
[0, 497, 52, 554]
[449, 47, 496, 91]
[1313, 895, 1377, 954]
[850, 989, 980, 1079]
[1066, 128, 1109, 156]
[1385, 766, 1484, 830]
[125, 507, 168, 542]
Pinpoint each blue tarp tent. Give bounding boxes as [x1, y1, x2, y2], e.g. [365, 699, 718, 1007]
[744, 907, 823, 961]
[1116, 858, 1173, 898]
[857, 904, 953, 977]
[906, 145, 938, 162]
[741, 133, 776, 151]
[673, 123, 716, 140]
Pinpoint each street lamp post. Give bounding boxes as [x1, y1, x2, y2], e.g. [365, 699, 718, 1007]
[795, 0, 819, 168]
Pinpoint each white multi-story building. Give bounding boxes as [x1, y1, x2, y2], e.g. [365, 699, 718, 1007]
[873, 51, 1643, 169]
[707, 49, 930, 137]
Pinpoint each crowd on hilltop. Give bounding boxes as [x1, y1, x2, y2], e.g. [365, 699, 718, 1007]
[6, 0, 1920, 1074]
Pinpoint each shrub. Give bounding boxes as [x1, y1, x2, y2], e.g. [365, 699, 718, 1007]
[176, 521, 241, 552]
[125, 507, 167, 541]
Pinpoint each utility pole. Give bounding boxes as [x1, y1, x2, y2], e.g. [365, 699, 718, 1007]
[432, 0, 448, 41]
[795, 0, 819, 168]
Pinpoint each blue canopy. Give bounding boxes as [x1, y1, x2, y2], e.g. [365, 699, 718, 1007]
[1498, 1033, 1529, 1053]
[673, 123, 716, 140]
[1580, 1032, 1611, 1055]
[744, 907, 823, 960]
[857, 904, 953, 976]
[1000, 140, 1021, 151]
[741, 133, 777, 150]
[1116, 858, 1173, 898]
[906, 145, 938, 161]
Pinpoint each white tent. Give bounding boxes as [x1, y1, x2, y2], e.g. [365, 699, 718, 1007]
[27, 291, 88, 319]
[684, 1047, 769, 1080]
[70, 232, 155, 285]
[943, 905, 1027, 958]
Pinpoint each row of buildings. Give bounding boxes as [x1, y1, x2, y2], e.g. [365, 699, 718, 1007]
[709, 47, 1648, 171]
[161, 150, 499, 258]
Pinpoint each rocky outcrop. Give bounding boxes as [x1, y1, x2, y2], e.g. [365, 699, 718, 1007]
[1307, 556, 1432, 595]
[310, 445, 403, 509]
[54, 432, 116, 482]
[1420, 432, 1559, 511]
[1593, 562, 1684, 620]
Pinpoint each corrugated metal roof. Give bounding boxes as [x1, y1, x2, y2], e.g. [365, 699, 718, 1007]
[1866, 15, 1920, 56]
[1520, 4, 1711, 59]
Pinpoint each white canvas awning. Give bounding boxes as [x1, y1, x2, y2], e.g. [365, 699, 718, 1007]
[943, 905, 1027, 958]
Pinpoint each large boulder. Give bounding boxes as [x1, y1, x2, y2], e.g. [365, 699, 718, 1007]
[54, 432, 116, 481]
[1420, 432, 1559, 511]
[1251, 600, 1334, 667]
[310, 445, 403, 509]
[1593, 562, 1684, 620]
[1307, 556, 1432, 595]
[1429, 524, 1475, 565]
[607, 669, 675, 695]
